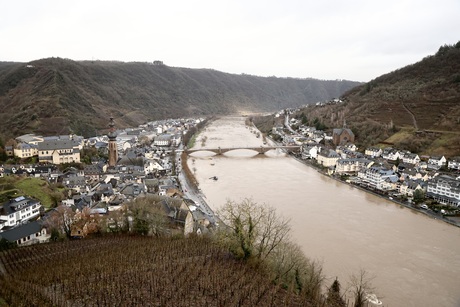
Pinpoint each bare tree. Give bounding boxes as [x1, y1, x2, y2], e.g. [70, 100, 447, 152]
[347, 269, 379, 307]
[217, 199, 291, 261]
[44, 205, 76, 238]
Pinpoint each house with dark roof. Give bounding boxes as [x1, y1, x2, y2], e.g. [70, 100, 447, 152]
[159, 199, 192, 230]
[402, 153, 421, 165]
[365, 147, 382, 158]
[427, 175, 460, 207]
[84, 163, 105, 182]
[316, 149, 340, 168]
[427, 156, 447, 170]
[0, 196, 42, 230]
[448, 157, 460, 171]
[382, 147, 402, 162]
[38, 139, 81, 164]
[154, 134, 172, 147]
[14, 143, 38, 159]
[180, 198, 211, 235]
[358, 166, 398, 191]
[0, 221, 48, 246]
[399, 179, 426, 197]
[119, 183, 145, 199]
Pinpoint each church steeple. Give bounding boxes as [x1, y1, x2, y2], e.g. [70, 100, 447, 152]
[108, 117, 118, 167]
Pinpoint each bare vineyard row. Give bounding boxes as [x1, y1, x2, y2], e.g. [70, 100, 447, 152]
[0, 235, 312, 306]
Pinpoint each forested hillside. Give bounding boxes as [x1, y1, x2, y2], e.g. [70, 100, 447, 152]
[294, 42, 460, 155]
[0, 58, 359, 139]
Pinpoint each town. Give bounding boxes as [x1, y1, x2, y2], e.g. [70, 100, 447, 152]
[0, 117, 216, 246]
[268, 106, 460, 226]
[1, 108, 460, 248]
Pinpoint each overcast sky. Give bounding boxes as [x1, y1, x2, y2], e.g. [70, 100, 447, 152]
[1, 0, 459, 81]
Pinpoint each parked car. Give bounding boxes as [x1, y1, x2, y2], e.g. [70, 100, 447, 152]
[420, 204, 428, 210]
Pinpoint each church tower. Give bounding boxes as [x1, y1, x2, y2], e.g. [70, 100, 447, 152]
[108, 117, 118, 167]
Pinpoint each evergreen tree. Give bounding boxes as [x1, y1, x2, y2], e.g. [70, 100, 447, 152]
[326, 277, 346, 307]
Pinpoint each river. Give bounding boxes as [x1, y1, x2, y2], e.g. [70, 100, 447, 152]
[188, 116, 460, 307]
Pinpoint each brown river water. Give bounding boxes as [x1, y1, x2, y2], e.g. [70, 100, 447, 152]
[188, 117, 460, 307]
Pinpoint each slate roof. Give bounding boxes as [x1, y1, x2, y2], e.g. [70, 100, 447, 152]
[0, 221, 42, 242]
[38, 139, 79, 151]
[1, 197, 40, 216]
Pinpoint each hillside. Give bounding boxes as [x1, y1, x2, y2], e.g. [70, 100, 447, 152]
[0, 58, 360, 139]
[295, 42, 460, 155]
[0, 235, 313, 306]
[0, 176, 62, 208]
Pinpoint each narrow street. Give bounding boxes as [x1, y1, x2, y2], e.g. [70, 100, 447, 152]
[176, 158, 218, 226]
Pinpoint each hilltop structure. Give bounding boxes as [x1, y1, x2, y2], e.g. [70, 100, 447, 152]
[108, 117, 118, 167]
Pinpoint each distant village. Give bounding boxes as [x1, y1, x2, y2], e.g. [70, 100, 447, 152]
[2, 107, 460, 248]
[0, 117, 215, 246]
[271, 107, 460, 226]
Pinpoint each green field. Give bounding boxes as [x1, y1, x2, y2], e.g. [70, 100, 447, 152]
[0, 177, 57, 208]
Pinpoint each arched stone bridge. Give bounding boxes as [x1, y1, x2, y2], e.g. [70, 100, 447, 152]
[185, 145, 301, 155]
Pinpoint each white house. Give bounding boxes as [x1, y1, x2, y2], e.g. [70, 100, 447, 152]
[301, 145, 319, 159]
[365, 147, 382, 158]
[427, 175, 460, 207]
[359, 166, 398, 191]
[0, 196, 42, 229]
[448, 157, 460, 170]
[402, 153, 421, 165]
[316, 149, 340, 168]
[428, 156, 447, 167]
[382, 148, 402, 161]
[0, 221, 48, 246]
[335, 158, 373, 174]
[154, 135, 172, 147]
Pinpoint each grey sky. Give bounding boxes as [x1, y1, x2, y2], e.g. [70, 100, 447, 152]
[1, 0, 459, 81]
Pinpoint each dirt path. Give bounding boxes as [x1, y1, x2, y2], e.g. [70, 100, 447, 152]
[401, 102, 418, 130]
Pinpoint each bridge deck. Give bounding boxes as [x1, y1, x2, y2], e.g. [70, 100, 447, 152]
[186, 145, 300, 155]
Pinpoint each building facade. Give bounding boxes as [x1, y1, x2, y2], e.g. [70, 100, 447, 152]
[38, 139, 80, 164]
[317, 149, 340, 168]
[332, 128, 355, 146]
[359, 166, 398, 191]
[14, 143, 38, 159]
[427, 175, 460, 206]
[0, 196, 42, 230]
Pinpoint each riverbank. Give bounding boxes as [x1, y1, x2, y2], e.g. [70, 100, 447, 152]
[288, 152, 460, 229]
